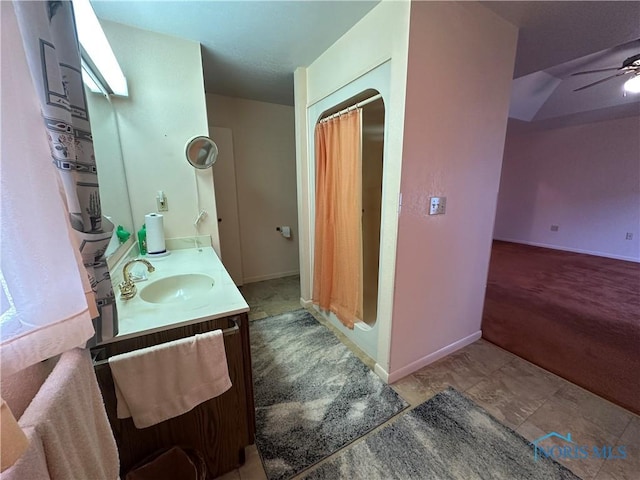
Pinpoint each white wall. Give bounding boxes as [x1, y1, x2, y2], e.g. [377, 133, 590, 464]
[295, 0, 411, 371]
[206, 94, 299, 283]
[389, 2, 517, 380]
[494, 116, 640, 262]
[96, 21, 220, 253]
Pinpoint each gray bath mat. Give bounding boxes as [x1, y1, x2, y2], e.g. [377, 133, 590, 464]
[250, 309, 408, 480]
[303, 387, 581, 479]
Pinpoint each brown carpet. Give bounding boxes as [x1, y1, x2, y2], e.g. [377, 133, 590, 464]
[482, 241, 640, 415]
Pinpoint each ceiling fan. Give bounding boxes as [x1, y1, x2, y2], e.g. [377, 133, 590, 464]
[571, 53, 640, 92]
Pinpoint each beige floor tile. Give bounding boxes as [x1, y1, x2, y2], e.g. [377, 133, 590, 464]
[458, 339, 516, 375]
[391, 374, 436, 407]
[518, 396, 621, 479]
[594, 469, 630, 480]
[533, 435, 597, 479]
[262, 299, 303, 316]
[499, 356, 566, 398]
[239, 275, 301, 309]
[248, 308, 268, 321]
[239, 283, 284, 307]
[239, 444, 267, 480]
[594, 416, 640, 480]
[517, 420, 594, 479]
[552, 383, 634, 440]
[215, 468, 241, 480]
[529, 396, 620, 444]
[516, 417, 588, 480]
[268, 280, 301, 301]
[412, 350, 488, 393]
[516, 419, 549, 442]
[464, 356, 564, 429]
[377, 340, 513, 409]
[466, 374, 549, 430]
[268, 275, 300, 288]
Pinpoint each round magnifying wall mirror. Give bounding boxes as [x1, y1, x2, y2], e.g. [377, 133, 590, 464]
[185, 136, 218, 169]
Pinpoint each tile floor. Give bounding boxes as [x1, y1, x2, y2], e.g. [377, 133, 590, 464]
[219, 276, 639, 480]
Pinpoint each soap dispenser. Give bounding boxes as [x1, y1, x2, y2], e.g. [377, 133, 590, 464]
[137, 224, 147, 255]
[116, 225, 131, 243]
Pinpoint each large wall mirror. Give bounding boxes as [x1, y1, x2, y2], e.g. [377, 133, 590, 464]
[82, 15, 216, 262]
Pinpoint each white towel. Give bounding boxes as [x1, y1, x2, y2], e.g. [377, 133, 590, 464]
[1, 427, 50, 480]
[109, 330, 232, 429]
[17, 348, 119, 480]
[1, 398, 29, 472]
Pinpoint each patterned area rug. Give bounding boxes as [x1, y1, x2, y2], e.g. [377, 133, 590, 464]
[303, 388, 581, 479]
[251, 310, 408, 480]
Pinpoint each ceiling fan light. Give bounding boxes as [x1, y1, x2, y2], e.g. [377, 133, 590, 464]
[623, 75, 640, 93]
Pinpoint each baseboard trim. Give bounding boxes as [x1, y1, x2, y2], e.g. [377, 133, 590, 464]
[243, 270, 300, 284]
[493, 237, 639, 263]
[374, 363, 390, 383]
[300, 298, 313, 308]
[385, 330, 482, 384]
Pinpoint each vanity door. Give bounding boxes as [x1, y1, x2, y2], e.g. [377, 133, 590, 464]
[92, 313, 255, 479]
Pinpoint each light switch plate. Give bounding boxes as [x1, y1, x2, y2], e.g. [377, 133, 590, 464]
[429, 196, 446, 215]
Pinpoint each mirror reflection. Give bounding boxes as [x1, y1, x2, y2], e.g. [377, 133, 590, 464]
[185, 136, 218, 169]
[85, 16, 218, 262]
[86, 96, 134, 256]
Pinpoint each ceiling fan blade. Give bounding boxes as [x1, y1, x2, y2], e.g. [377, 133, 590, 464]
[573, 71, 628, 92]
[571, 67, 621, 76]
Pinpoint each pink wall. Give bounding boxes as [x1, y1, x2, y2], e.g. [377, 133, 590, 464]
[389, 2, 517, 375]
[494, 116, 640, 261]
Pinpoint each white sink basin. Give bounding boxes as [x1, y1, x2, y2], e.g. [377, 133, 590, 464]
[140, 274, 215, 304]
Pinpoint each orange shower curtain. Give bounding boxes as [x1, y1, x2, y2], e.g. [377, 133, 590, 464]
[313, 109, 363, 329]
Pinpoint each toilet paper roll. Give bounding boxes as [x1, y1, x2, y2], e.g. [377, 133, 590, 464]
[145, 213, 166, 254]
[281, 226, 291, 238]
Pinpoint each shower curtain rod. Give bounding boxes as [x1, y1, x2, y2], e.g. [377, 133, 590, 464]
[319, 93, 382, 123]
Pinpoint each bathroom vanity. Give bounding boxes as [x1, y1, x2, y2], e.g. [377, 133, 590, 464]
[91, 243, 254, 478]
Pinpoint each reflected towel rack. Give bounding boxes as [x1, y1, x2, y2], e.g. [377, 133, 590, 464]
[91, 318, 239, 367]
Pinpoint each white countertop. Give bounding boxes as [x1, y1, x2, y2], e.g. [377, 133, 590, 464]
[99, 246, 249, 345]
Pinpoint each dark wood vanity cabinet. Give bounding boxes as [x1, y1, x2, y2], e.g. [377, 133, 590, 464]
[91, 313, 255, 479]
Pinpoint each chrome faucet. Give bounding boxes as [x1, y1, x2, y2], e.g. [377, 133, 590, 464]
[119, 259, 155, 300]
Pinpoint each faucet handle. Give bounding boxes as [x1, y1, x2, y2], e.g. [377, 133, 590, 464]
[120, 258, 154, 300]
[119, 280, 137, 300]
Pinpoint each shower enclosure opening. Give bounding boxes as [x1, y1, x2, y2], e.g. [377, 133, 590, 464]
[316, 89, 385, 327]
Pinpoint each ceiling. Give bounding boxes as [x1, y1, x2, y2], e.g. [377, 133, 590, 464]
[91, 1, 378, 105]
[92, 0, 640, 128]
[482, 1, 640, 130]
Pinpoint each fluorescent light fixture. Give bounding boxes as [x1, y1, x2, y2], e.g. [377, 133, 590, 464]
[623, 75, 640, 94]
[72, 0, 128, 96]
[80, 59, 107, 95]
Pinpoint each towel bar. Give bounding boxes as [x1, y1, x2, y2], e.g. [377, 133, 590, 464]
[92, 317, 239, 367]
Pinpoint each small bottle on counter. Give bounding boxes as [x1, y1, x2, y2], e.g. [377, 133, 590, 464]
[137, 224, 147, 255]
[116, 225, 131, 243]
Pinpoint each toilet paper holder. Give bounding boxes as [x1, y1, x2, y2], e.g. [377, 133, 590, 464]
[276, 226, 292, 239]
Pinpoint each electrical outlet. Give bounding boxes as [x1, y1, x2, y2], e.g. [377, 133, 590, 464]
[626, 232, 633, 240]
[550, 225, 559, 232]
[429, 196, 446, 215]
[156, 191, 168, 212]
